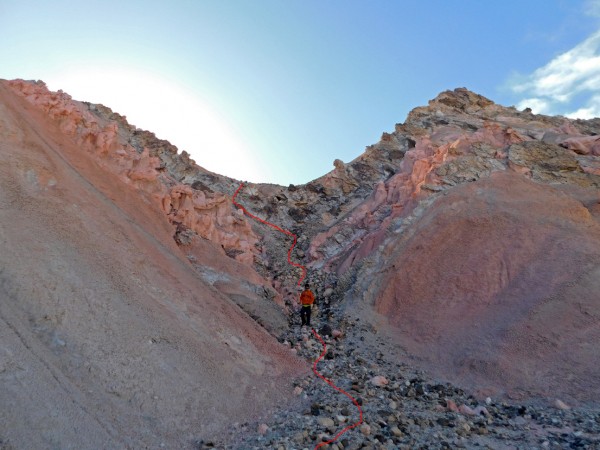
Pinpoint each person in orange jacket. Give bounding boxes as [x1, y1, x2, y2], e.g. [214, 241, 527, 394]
[299, 283, 315, 327]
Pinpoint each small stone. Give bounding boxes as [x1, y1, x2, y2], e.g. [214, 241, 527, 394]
[475, 425, 488, 435]
[319, 324, 333, 336]
[472, 406, 489, 416]
[458, 404, 475, 415]
[315, 432, 328, 444]
[370, 376, 389, 387]
[446, 399, 459, 412]
[293, 432, 304, 444]
[389, 400, 398, 410]
[257, 423, 269, 435]
[555, 399, 570, 410]
[293, 386, 303, 396]
[485, 397, 492, 405]
[332, 329, 343, 339]
[390, 426, 403, 437]
[360, 423, 371, 435]
[318, 417, 335, 428]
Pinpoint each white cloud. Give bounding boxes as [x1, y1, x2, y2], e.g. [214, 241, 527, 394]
[565, 94, 600, 119]
[509, 29, 600, 119]
[516, 97, 552, 114]
[585, 0, 600, 18]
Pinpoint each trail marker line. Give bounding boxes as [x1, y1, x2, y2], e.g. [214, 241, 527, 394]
[231, 182, 363, 448]
[312, 328, 364, 449]
[232, 182, 306, 286]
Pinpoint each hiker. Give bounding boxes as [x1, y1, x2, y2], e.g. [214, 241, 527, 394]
[299, 283, 315, 327]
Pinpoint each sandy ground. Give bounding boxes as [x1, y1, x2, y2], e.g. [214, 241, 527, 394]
[371, 171, 600, 404]
[0, 82, 306, 448]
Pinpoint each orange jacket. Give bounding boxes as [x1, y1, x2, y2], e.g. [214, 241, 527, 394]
[300, 289, 315, 306]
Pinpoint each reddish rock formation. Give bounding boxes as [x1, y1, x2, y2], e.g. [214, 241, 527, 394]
[369, 171, 600, 401]
[6, 79, 260, 266]
[2, 79, 600, 449]
[0, 79, 304, 449]
[185, 87, 600, 404]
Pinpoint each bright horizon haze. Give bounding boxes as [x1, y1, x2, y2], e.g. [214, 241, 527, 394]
[2, 1, 600, 185]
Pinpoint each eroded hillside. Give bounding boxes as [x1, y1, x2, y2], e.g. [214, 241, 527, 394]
[2, 80, 600, 448]
[0, 80, 305, 449]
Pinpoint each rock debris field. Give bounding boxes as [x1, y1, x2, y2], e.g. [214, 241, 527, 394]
[209, 301, 600, 450]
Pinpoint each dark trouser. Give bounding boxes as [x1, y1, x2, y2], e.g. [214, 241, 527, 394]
[300, 305, 312, 326]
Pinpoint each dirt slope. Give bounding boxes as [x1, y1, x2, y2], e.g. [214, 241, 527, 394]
[0, 82, 304, 448]
[371, 171, 600, 403]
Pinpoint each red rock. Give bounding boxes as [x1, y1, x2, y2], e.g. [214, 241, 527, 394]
[370, 375, 389, 387]
[458, 404, 475, 415]
[446, 399, 459, 412]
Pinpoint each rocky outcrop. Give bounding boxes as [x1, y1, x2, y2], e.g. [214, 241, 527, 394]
[303, 89, 600, 276]
[232, 87, 600, 403]
[0, 79, 305, 449]
[341, 90, 600, 403]
[364, 171, 600, 398]
[6, 79, 259, 265]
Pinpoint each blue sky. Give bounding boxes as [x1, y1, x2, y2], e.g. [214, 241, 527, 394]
[2, 1, 600, 185]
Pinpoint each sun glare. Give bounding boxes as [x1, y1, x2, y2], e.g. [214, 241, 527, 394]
[45, 68, 264, 181]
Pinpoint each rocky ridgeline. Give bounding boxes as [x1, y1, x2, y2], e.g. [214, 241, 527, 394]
[225, 88, 600, 306]
[9, 80, 599, 319]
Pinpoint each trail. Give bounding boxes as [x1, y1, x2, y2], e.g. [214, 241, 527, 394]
[312, 329, 364, 449]
[232, 182, 363, 449]
[232, 182, 306, 286]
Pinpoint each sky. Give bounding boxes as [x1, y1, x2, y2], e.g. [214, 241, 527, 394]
[2, 0, 600, 185]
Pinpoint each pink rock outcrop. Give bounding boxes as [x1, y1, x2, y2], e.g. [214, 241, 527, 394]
[0, 79, 305, 449]
[6, 79, 259, 264]
[369, 171, 600, 402]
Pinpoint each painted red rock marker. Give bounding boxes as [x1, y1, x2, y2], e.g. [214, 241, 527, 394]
[232, 182, 363, 448]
